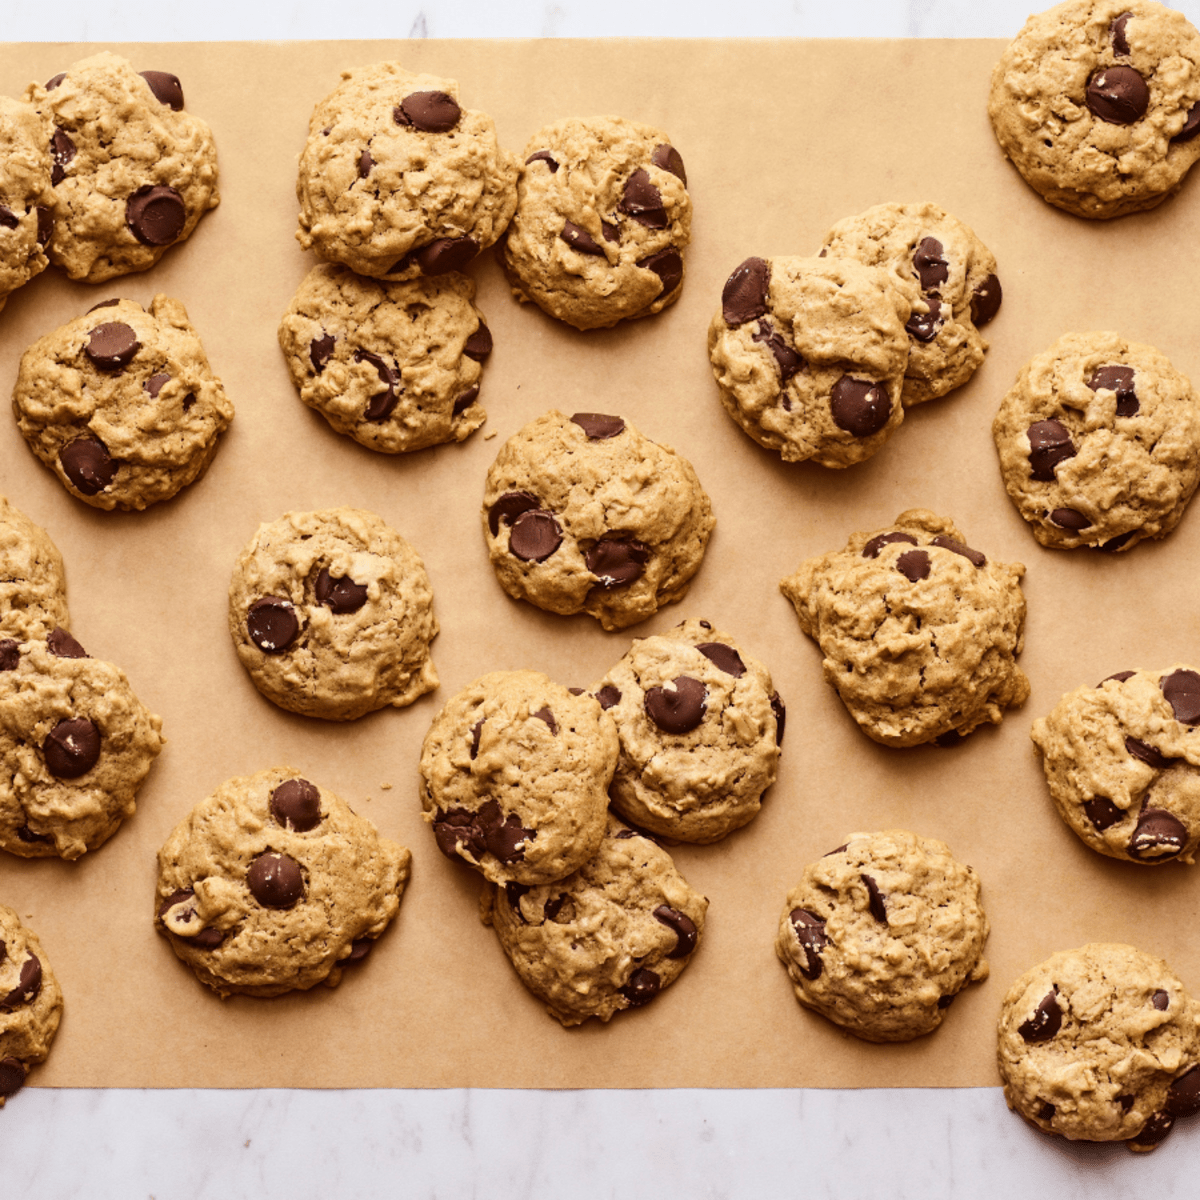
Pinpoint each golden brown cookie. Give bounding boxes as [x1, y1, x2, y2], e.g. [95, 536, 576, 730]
[0, 495, 69, 644]
[0, 905, 63, 1108]
[0, 95, 54, 312]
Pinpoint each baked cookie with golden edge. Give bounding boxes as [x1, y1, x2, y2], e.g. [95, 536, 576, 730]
[0, 96, 54, 313]
[420, 670, 617, 886]
[481, 816, 707, 1026]
[708, 255, 910, 468]
[25, 51, 219, 281]
[228, 507, 438, 721]
[818, 201, 1002, 407]
[993, 331, 1200, 552]
[499, 116, 692, 330]
[998, 943, 1200, 1151]
[0, 905, 63, 1108]
[278, 263, 491, 453]
[296, 62, 518, 280]
[12, 295, 235, 511]
[0, 635, 163, 859]
[1032, 666, 1200, 864]
[591, 618, 784, 844]
[0, 495, 69, 644]
[989, 0, 1200, 218]
[482, 410, 714, 631]
[780, 509, 1030, 747]
[776, 830, 989, 1042]
[155, 766, 410, 998]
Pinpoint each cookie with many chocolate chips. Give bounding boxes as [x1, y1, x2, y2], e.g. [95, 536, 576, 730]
[296, 62, 518, 280]
[998, 943, 1200, 1151]
[155, 766, 411, 998]
[707, 255, 911, 468]
[776, 830, 989, 1042]
[499, 116, 692, 330]
[989, 0, 1200, 218]
[278, 263, 490, 453]
[227, 507, 438, 721]
[0, 905, 63, 1108]
[780, 509, 1030, 747]
[482, 410, 714, 631]
[993, 331, 1200, 551]
[481, 815, 708, 1026]
[25, 51, 219, 280]
[591, 618, 783, 843]
[0, 495, 69, 644]
[12, 295, 235, 511]
[419, 670, 617, 886]
[0, 95, 54, 313]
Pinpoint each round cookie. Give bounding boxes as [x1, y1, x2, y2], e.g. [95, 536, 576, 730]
[227, 507, 438, 721]
[482, 410, 714, 631]
[1032, 666, 1200, 865]
[997, 943, 1200, 1151]
[0, 95, 54, 313]
[419, 670, 617, 886]
[775, 830, 989, 1042]
[993, 331, 1200, 552]
[989, 0, 1200, 219]
[592, 618, 784, 844]
[0, 905, 63, 1108]
[278, 262, 491, 454]
[0, 635, 164, 859]
[155, 766, 411, 998]
[481, 815, 708, 1026]
[499, 116, 692, 330]
[817, 201, 1003, 407]
[0, 495, 69, 644]
[707, 255, 911, 468]
[779, 509, 1030, 748]
[12, 295, 235, 512]
[26, 51, 219, 281]
[296, 62, 518, 280]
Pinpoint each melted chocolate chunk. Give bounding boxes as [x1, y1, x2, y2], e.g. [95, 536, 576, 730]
[269, 778, 322, 832]
[830, 376, 890, 437]
[1039, 1102, 1057, 1121]
[1128, 808, 1187, 860]
[619, 168, 666, 227]
[36, 206, 53, 245]
[895, 549, 931, 582]
[561, 221, 604, 255]
[1117, 1094, 1135, 1112]
[1125, 737, 1174, 769]
[509, 510, 563, 562]
[862, 874, 887, 923]
[1162, 670, 1200, 724]
[246, 597, 299, 654]
[937, 994, 956, 1009]
[352, 349, 400, 422]
[47, 628, 87, 658]
[824, 844, 849, 857]
[930, 535, 987, 567]
[45, 73, 66, 90]
[433, 801, 532, 865]
[1167, 1066, 1200, 1117]
[601, 219, 620, 243]
[480, 799, 532, 863]
[1172, 103, 1200, 144]
[346, 939, 373, 963]
[504, 882, 530, 920]
[585, 538, 650, 589]
[1102, 671, 1136, 685]
[619, 967, 661, 1007]
[752, 319, 804, 380]
[862, 531, 918, 558]
[1098, 530, 1138, 553]
[788, 909, 829, 980]
[395, 91, 461, 132]
[145, 372, 171, 399]
[0, 1058, 26, 1099]
[524, 149, 557, 171]
[140, 70, 184, 110]
[60, 437, 118, 495]
[0, 641, 18, 672]
[1153, 988, 1170, 1011]
[488, 490, 540, 536]
[637, 248, 683, 298]
[542, 894, 568, 923]
[469, 719, 484, 759]
[0, 956, 42, 1010]
[532, 706, 558, 734]
[15, 826, 52, 844]
[1050, 508, 1092, 530]
[906, 296, 943, 343]
[653, 905, 698, 958]
[1027, 419, 1076, 481]
[126, 185, 186, 246]
[246, 852, 305, 909]
[644, 676, 707, 734]
[1130, 1111, 1175, 1147]
[50, 128, 75, 185]
[771, 692, 786, 746]
[464, 324, 493, 362]
[1084, 795, 1125, 830]
[970, 274, 1002, 326]
[358, 148, 374, 178]
[651, 143, 687, 185]
[1018, 988, 1062, 1042]
[315, 567, 368, 614]
[1111, 11, 1133, 56]
[722, 257, 770, 327]
[453, 385, 480, 416]
[43, 717, 101, 778]
[571, 412, 625, 439]
[0, 206, 16, 230]
[394, 236, 480, 276]
[1087, 364, 1138, 417]
[309, 333, 336, 372]
[696, 642, 746, 677]
[85, 322, 140, 371]
[596, 685, 621, 710]
[1087, 66, 1149, 125]
[912, 237, 949, 292]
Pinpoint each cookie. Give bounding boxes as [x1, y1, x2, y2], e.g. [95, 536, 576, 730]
[592, 618, 784, 844]
[227, 507, 438, 721]
[780, 509, 1030, 747]
[0, 495, 69, 644]
[419, 670, 617, 886]
[707, 255, 911, 468]
[482, 410, 714, 631]
[277, 262, 490, 454]
[775, 830, 989, 1042]
[25, 51, 219, 281]
[12, 295, 235, 511]
[989, 0, 1200, 218]
[997, 943, 1200, 1151]
[817, 202, 1002, 407]
[993, 331, 1200, 552]
[481, 815, 708, 1026]
[0, 905, 63, 1108]
[0, 635, 164, 859]
[1032, 667, 1200, 865]
[0, 95, 54, 313]
[499, 116, 692, 330]
[296, 62, 518, 280]
[155, 766, 410, 998]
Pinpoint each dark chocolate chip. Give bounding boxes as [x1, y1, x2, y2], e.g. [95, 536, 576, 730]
[269, 778, 322, 832]
[463, 324, 493, 362]
[1027, 419, 1076, 480]
[1019, 989, 1062, 1042]
[1098, 530, 1138, 553]
[830, 376, 891, 437]
[1125, 737, 1174, 769]
[1167, 1066, 1200, 1117]
[0, 1058, 26, 1098]
[1087, 364, 1138, 417]
[433, 807, 487, 861]
[395, 91, 460, 132]
[469, 719, 483, 759]
[619, 967, 661, 1007]
[352, 349, 400, 422]
[1128, 808, 1187, 860]
[139, 70, 184, 110]
[542, 894, 567, 922]
[488, 491, 540, 536]
[47, 627, 87, 658]
[16, 826, 52, 844]
[0, 641, 18, 671]
[930, 535, 987, 567]
[532, 706, 558, 734]
[561, 221, 605, 255]
[789, 909, 829, 980]
[644, 676, 707, 734]
[696, 642, 746, 678]
[585, 538, 650, 590]
[1050, 508, 1092, 530]
[189, 924, 227, 950]
[722, 257, 770, 326]
[476, 798, 532, 864]
[970, 274, 1002, 326]
[0, 206, 16, 229]
[0, 956, 42, 1010]
[905, 296, 943, 343]
[937, 994, 956, 1009]
[524, 149, 558, 171]
[912, 237, 949, 292]
[896, 549, 931, 582]
[614, 829, 639, 840]
[596, 685, 621, 710]
[651, 143, 687, 185]
[453, 385, 480, 416]
[862, 874, 887, 923]
[126, 185, 186, 246]
[567, 687, 585, 695]
[504, 882, 530, 920]
[620, 168, 666, 227]
[1111, 11, 1133, 56]
[246, 852, 305, 909]
[1172, 103, 1200, 145]
[45, 73, 66, 90]
[50, 127, 75, 184]
[1162, 670, 1200, 724]
[1102, 671, 1136, 685]
[935, 730, 965, 748]
[1087, 65, 1149, 124]
[1039, 1101, 1057, 1121]
[509, 509, 562, 562]
[1118, 1094, 1135, 1112]
[309, 333, 336, 372]
[824, 844, 849, 857]
[59, 437, 117, 496]
[1153, 989, 1170, 1011]
[601, 219, 620, 244]
[1084, 795, 1125, 830]
[1130, 1111, 1175, 1147]
[394, 236, 479, 276]
[358, 148, 374, 178]
[752, 319, 804, 380]
[637, 247, 683, 299]
[144, 372, 171, 399]
[43, 717, 101, 778]
[36, 206, 53, 245]
[863, 531, 919, 558]
[85, 322, 140, 371]
[346, 939, 373, 963]
[315, 567, 368, 614]
[571, 412, 626, 439]
[246, 596, 299, 654]
[771, 692, 786, 746]
[653, 905, 698, 958]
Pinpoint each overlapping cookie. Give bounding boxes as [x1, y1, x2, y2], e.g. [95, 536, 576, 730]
[0, 95, 54, 313]
[0, 905, 62, 1108]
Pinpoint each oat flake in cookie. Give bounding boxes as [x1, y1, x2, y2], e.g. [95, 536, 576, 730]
[278, 263, 491, 453]
[993, 331, 1200, 552]
[482, 816, 707, 1026]
[998, 943, 1200, 1151]
[0, 495, 69, 644]
[228, 508, 438, 721]
[482, 410, 714, 631]
[26, 51, 219, 281]
[155, 767, 411, 998]
[776, 831, 989, 1042]
[499, 116, 692, 330]
[780, 509, 1030, 748]
[0, 905, 63, 1108]
[0, 96, 54, 313]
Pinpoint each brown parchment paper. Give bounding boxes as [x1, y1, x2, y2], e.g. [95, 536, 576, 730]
[2, 38, 1200, 1091]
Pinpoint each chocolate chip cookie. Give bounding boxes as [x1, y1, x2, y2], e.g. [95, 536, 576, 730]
[0, 905, 63, 1108]
[0, 95, 54, 313]
[155, 766, 411, 998]
[780, 509, 1030, 747]
[482, 410, 714, 631]
[0, 495, 69, 644]
[499, 116, 692, 330]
